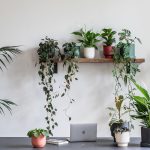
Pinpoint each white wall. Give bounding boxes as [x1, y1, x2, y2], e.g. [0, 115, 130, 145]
[0, 0, 149, 137]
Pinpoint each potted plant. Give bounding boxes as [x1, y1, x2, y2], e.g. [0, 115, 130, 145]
[62, 42, 80, 58]
[114, 127, 130, 147]
[100, 28, 116, 58]
[72, 28, 100, 58]
[130, 80, 150, 147]
[108, 95, 131, 143]
[117, 29, 141, 59]
[27, 128, 48, 148]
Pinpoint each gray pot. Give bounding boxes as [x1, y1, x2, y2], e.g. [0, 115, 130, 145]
[141, 127, 150, 147]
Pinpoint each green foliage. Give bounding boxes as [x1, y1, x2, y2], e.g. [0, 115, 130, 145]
[27, 128, 49, 138]
[117, 29, 142, 54]
[62, 42, 79, 120]
[101, 28, 116, 46]
[63, 42, 80, 58]
[108, 95, 131, 126]
[131, 80, 150, 128]
[0, 46, 21, 70]
[118, 29, 142, 46]
[37, 37, 61, 136]
[0, 99, 17, 115]
[72, 28, 100, 49]
[0, 46, 21, 115]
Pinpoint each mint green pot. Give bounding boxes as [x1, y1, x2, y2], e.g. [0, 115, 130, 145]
[124, 44, 135, 58]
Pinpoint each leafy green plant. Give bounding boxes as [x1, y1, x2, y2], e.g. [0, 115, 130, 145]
[108, 95, 131, 126]
[27, 128, 49, 138]
[37, 37, 61, 136]
[101, 28, 116, 46]
[0, 46, 21, 115]
[114, 127, 130, 133]
[63, 42, 80, 58]
[118, 29, 141, 46]
[62, 42, 79, 120]
[131, 80, 150, 128]
[72, 28, 100, 49]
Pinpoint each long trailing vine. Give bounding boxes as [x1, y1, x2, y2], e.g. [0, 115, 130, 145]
[61, 42, 79, 120]
[112, 29, 141, 129]
[37, 37, 61, 136]
[37, 39, 79, 136]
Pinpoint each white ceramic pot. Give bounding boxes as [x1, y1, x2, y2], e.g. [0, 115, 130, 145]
[84, 47, 95, 58]
[115, 131, 130, 147]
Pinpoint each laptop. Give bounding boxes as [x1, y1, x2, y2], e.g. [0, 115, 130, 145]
[69, 123, 97, 142]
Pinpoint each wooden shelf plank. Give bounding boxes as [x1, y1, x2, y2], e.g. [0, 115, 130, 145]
[78, 58, 145, 63]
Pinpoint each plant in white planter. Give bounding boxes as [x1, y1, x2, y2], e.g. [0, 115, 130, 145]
[108, 95, 131, 143]
[72, 28, 100, 58]
[114, 127, 130, 147]
[131, 80, 150, 147]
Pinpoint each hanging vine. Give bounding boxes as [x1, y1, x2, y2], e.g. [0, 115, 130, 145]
[61, 42, 79, 120]
[37, 37, 61, 136]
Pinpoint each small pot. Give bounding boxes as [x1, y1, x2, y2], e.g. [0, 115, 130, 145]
[103, 45, 113, 58]
[115, 131, 130, 147]
[120, 44, 135, 58]
[141, 127, 150, 147]
[84, 47, 95, 58]
[31, 135, 46, 148]
[110, 122, 130, 142]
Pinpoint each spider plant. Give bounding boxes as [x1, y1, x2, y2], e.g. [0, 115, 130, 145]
[0, 46, 21, 115]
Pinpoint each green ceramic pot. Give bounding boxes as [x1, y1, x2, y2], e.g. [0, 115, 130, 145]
[120, 44, 135, 58]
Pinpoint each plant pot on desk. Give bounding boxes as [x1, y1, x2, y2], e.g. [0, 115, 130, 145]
[31, 135, 46, 148]
[115, 131, 130, 147]
[141, 127, 150, 147]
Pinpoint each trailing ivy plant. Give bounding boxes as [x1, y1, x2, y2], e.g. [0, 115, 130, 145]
[37, 37, 61, 136]
[113, 29, 141, 96]
[0, 46, 21, 115]
[61, 42, 79, 120]
[112, 29, 142, 129]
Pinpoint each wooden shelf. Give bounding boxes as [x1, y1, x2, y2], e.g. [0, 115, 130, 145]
[78, 58, 145, 63]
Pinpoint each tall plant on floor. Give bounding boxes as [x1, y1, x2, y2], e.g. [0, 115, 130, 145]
[37, 37, 61, 136]
[130, 80, 150, 147]
[61, 42, 79, 120]
[0, 46, 21, 114]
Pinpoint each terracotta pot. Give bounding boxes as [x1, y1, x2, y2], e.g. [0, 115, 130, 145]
[31, 135, 46, 148]
[103, 45, 113, 58]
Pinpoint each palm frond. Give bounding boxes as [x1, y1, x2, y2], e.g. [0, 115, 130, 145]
[0, 46, 22, 70]
[0, 99, 17, 115]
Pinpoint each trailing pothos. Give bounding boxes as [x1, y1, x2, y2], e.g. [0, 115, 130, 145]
[113, 29, 141, 97]
[37, 37, 61, 136]
[61, 42, 79, 120]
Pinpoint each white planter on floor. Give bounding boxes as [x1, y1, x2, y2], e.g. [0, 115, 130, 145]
[115, 131, 130, 147]
[84, 47, 95, 58]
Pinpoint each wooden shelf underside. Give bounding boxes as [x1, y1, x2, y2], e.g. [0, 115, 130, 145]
[77, 58, 145, 63]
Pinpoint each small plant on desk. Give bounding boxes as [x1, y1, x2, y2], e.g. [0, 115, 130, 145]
[27, 128, 49, 148]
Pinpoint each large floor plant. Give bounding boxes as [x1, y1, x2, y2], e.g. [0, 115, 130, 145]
[37, 37, 61, 136]
[0, 46, 21, 114]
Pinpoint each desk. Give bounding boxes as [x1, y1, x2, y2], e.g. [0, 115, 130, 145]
[0, 137, 146, 150]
